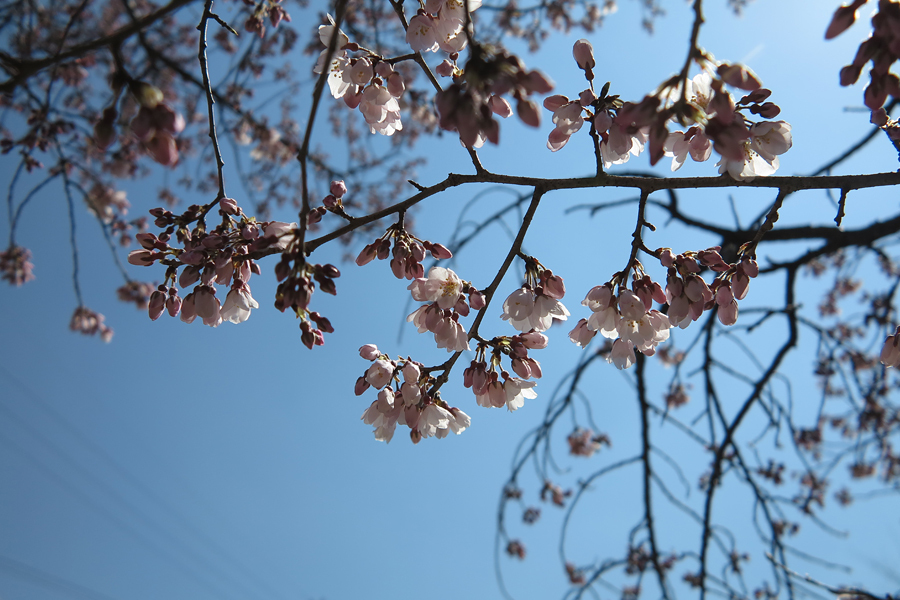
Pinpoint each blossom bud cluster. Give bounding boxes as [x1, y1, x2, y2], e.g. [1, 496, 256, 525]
[828, 0, 900, 111]
[116, 281, 155, 309]
[274, 259, 339, 349]
[567, 427, 610, 458]
[355, 223, 453, 280]
[313, 21, 406, 136]
[244, 0, 292, 38]
[85, 183, 130, 225]
[546, 39, 792, 180]
[569, 281, 671, 370]
[0, 245, 36, 286]
[69, 306, 113, 342]
[463, 331, 547, 411]
[407, 266, 483, 352]
[357, 345, 470, 443]
[500, 261, 569, 333]
[436, 44, 553, 147]
[660, 246, 759, 327]
[132, 199, 338, 349]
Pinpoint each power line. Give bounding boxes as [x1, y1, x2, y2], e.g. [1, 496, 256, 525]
[0, 364, 291, 600]
[0, 554, 122, 600]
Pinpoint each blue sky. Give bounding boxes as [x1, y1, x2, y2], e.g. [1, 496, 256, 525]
[2, 1, 900, 599]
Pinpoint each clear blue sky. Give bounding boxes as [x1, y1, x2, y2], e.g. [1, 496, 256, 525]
[2, 1, 900, 599]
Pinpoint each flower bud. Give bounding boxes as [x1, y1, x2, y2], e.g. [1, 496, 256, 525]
[572, 39, 595, 71]
[330, 180, 347, 198]
[517, 98, 541, 128]
[133, 82, 164, 108]
[219, 197, 239, 215]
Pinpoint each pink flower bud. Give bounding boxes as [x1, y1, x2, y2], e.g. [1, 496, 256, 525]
[717, 63, 761, 91]
[428, 242, 453, 259]
[148, 290, 166, 320]
[525, 70, 554, 95]
[310, 311, 333, 333]
[375, 61, 393, 78]
[871, 107, 889, 127]
[387, 72, 405, 98]
[824, 2, 864, 40]
[543, 273, 566, 299]
[128, 249, 155, 266]
[517, 98, 541, 128]
[330, 180, 347, 198]
[840, 64, 863, 86]
[147, 132, 179, 167]
[166, 293, 182, 317]
[732, 273, 750, 300]
[94, 117, 116, 150]
[520, 331, 548, 349]
[739, 257, 759, 278]
[435, 60, 455, 78]
[593, 111, 612, 134]
[179, 265, 201, 288]
[356, 243, 377, 266]
[715, 284, 734, 306]
[343, 88, 363, 109]
[355, 376, 370, 396]
[543, 94, 569, 112]
[359, 344, 380, 360]
[880, 326, 900, 368]
[468, 289, 486, 310]
[219, 197, 239, 215]
[572, 39, 595, 71]
[489, 95, 513, 118]
[511, 357, 532, 379]
[579, 89, 597, 107]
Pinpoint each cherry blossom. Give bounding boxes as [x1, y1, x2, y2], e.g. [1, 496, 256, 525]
[220, 280, 259, 324]
[503, 377, 537, 411]
[409, 266, 464, 309]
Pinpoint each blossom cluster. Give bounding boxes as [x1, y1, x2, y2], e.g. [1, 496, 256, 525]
[407, 266, 484, 352]
[544, 39, 793, 180]
[313, 20, 406, 136]
[570, 247, 759, 369]
[567, 428, 610, 458]
[70, 306, 113, 342]
[463, 331, 547, 411]
[94, 82, 186, 167]
[661, 247, 759, 327]
[0, 245, 35, 286]
[435, 44, 553, 147]
[827, 0, 900, 111]
[500, 261, 569, 333]
[130, 196, 340, 348]
[357, 344, 470, 443]
[569, 282, 671, 369]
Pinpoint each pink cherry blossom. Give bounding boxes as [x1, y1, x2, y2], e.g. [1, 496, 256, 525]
[408, 266, 463, 309]
[569, 318, 597, 347]
[608, 339, 636, 370]
[366, 359, 395, 388]
[504, 378, 537, 411]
